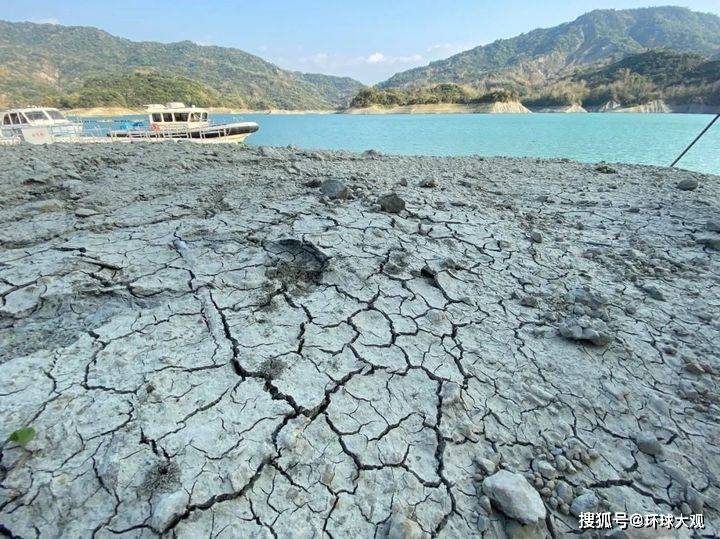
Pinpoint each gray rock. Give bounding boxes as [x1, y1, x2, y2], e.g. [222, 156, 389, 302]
[477, 457, 497, 475]
[696, 235, 720, 250]
[635, 431, 662, 456]
[479, 495, 492, 514]
[74, 207, 98, 218]
[676, 178, 698, 191]
[378, 193, 406, 214]
[559, 318, 613, 346]
[320, 179, 349, 199]
[529, 230, 543, 243]
[595, 164, 617, 174]
[482, 470, 546, 524]
[685, 486, 704, 513]
[555, 481, 574, 504]
[419, 178, 437, 188]
[641, 284, 665, 301]
[570, 491, 598, 516]
[533, 460, 557, 479]
[504, 519, 549, 539]
[707, 220, 720, 232]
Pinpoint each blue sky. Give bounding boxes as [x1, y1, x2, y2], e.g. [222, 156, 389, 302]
[2, 1, 720, 83]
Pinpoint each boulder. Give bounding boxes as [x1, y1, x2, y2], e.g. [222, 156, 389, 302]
[676, 178, 698, 191]
[482, 470, 546, 524]
[635, 431, 662, 456]
[320, 179, 349, 199]
[379, 193, 406, 214]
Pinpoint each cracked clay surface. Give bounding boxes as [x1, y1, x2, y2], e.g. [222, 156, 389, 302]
[0, 143, 718, 538]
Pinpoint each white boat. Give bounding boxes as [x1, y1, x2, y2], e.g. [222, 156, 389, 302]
[0, 107, 83, 143]
[108, 103, 259, 143]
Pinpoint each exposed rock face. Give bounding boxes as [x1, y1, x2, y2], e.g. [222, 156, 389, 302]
[483, 470, 546, 524]
[0, 144, 718, 537]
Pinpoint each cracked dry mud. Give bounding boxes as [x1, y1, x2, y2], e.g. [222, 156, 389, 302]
[0, 143, 718, 538]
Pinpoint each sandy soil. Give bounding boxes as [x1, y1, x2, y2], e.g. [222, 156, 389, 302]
[0, 143, 718, 537]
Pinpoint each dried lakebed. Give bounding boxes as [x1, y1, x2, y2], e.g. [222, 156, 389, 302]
[0, 144, 718, 538]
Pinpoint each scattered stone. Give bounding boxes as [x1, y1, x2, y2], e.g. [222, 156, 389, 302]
[320, 179, 349, 199]
[479, 495, 492, 514]
[559, 318, 613, 346]
[419, 178, 437, 188]
[641, 284, 665, 301]
[482, 470, 546, 524]
[476, 457, 497, 475]
[595, 164, 617, 174]
[696, 235, 720, 250]
[304, 178, 322, 187]
[555, 481, 574, 504]
[635, 431, 663, 456]
[676, 178, 698, 191]
[529, 230, 543, 243]
[378, 193, 406, 214]
[74, 207, 98, 218]
[533, 460, 557, 479]
[570, 491, 599, 516]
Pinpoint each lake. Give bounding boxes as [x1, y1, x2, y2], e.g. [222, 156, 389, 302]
[91, 113, 720, 175]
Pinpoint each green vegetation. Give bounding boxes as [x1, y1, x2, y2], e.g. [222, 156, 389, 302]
[8, 427, 35, 445]
[379, 7, 720, 91]
[56, 70, 240, 109]
[352, 7, 720, 111]
[349, 84, 518, 108]
[354, 50, 720, 110]
[0, 20, 364, 109]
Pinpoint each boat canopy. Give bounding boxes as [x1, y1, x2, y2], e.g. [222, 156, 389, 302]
[1, 107, 68, 126]
[146, 103, 209, 124]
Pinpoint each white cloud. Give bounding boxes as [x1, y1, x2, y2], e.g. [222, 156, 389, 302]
[366, 52, 386, 64]
[31, 17, 59, 25]
[363, 52, 424, 65]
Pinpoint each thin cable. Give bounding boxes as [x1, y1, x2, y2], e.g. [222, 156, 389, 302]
[670, 113, 720, 168]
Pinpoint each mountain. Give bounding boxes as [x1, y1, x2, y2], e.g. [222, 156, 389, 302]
[0, 20, 364, 109]
[571, 49, 720, 107]
[59, 70, 235, 109]
[575, 49, 717, 87]
[378, 6, 720, 90]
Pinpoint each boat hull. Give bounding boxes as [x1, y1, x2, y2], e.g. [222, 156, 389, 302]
[108, 121, 259, 144]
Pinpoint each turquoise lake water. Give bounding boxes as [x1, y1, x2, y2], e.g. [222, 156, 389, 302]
[91, 113, 720, 175]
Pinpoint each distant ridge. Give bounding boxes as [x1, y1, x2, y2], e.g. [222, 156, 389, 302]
[378, 6, 720, 90]
[0, 20, 364, 109]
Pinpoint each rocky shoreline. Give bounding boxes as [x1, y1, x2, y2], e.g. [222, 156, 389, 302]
[1, 143, 719, 537]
